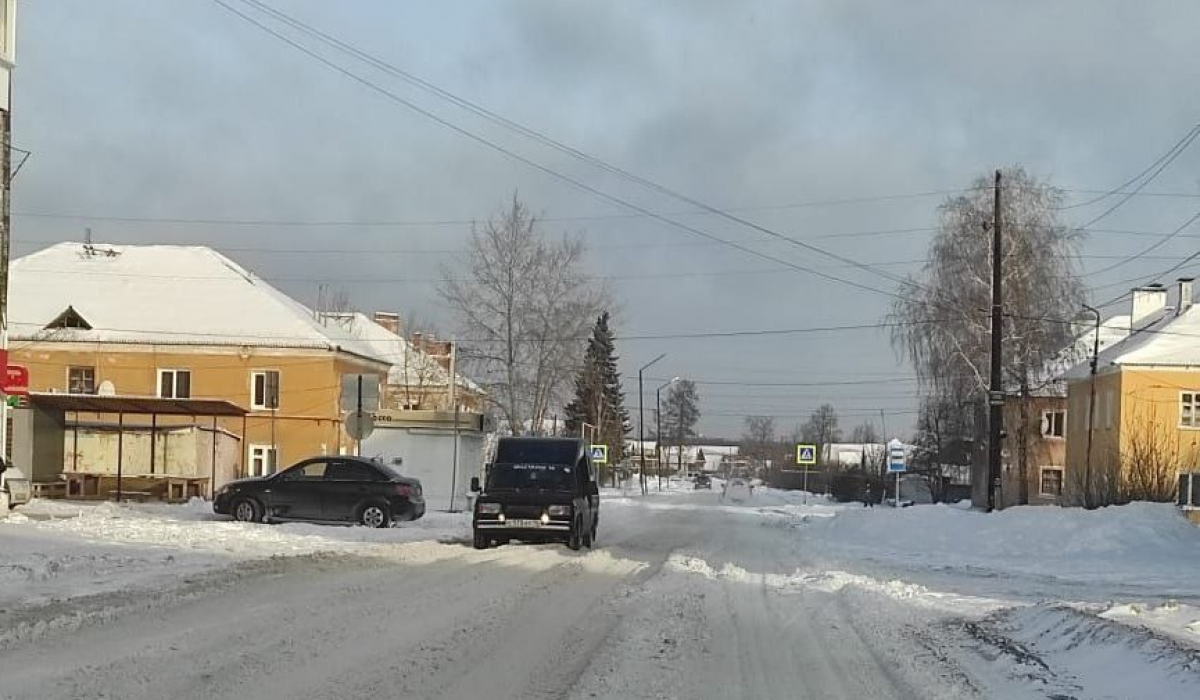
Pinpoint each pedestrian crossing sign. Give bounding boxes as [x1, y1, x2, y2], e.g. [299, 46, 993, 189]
[796, 444, 817, 466]
[590, 444, 608, 464]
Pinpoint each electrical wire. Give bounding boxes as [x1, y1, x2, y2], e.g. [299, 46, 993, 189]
[1060, 121, 1200, 211]
[207, 0, 912, 298]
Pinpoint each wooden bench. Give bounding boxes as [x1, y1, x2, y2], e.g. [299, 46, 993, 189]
[110, 490, 155, 503]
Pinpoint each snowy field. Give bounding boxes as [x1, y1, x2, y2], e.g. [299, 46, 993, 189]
[1, 488, 1199, 699]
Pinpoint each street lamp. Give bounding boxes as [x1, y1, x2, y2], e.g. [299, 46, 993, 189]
[1082, 303, 1101, 509]
[638, 353, 667, 496]
[656, 377, 680, 491]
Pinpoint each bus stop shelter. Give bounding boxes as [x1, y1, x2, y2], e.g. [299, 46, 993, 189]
[21, 393, 248, 501]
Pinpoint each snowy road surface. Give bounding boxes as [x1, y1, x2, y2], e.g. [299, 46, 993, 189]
[2, 489, 1199, 699]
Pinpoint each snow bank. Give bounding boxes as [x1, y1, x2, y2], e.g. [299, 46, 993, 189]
[805, 501, 1200, 598]
[0, 499, 470, 611]
[967, 604, 1200, 699]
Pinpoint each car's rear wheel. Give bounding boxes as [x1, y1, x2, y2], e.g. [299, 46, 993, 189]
[359, 503, 391, 528]
[473, 530, 489, 549]
[232, 497, 262, 523]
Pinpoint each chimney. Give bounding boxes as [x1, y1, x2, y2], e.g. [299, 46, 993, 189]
[1178, 278, 1194, 316]
[373, 311, 401, 336]
[1131, 283, 1168, 331]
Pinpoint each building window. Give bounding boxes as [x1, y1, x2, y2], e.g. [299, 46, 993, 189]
[251, 370, 280, 410]
[1041, 410, 1066, 438]
[1181, 392, 1200, 428]
[1040, 467, 1064, 498]
[67, 366, 96, 394]
[248, 445, 278, 477]
[158, 369, 192, 399]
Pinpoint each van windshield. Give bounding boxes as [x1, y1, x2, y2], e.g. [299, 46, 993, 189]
[487, 462, 576, 491]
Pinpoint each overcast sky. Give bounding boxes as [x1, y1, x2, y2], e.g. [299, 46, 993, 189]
[12, 0, 1200, 438]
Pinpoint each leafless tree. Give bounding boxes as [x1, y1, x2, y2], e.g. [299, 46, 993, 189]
[439, 194, 608, 435]
[800, 404, 841, 468]
[889, 167, 1085, 504]
[740, 415, 777, 463]
[1082, 406, 1186, 505]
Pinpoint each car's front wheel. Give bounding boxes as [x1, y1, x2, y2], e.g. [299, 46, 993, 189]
[359, 503, 391, 528]
[232, 497, 262, 523]
[473, 530, 489, 549]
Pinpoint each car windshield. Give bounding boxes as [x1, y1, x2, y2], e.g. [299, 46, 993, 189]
[487, 462, 575, 491]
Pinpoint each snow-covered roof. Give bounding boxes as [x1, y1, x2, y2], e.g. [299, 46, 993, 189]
[1035, 314, 1132, 393]
[10, 242, 384, 362]
[317, 312, 482, 393]
[1063, 306, 1200, 378]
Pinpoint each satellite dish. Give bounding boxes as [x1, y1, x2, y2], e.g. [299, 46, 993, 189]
[97, 381, 116, 396]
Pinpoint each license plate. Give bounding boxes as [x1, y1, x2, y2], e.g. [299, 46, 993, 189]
[506, 519, 542, 528]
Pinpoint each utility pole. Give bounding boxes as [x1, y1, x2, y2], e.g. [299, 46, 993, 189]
[987, 169, 1004, 513]
[1082, 304, 1100, 509]
[0, 2, 16, 463]
[637, 353, 666, 496]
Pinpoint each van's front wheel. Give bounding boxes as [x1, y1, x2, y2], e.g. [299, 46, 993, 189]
[567, 519, 582, 551]
[473, 530, 489, 550]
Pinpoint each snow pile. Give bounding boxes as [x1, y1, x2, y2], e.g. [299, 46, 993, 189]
[1103, 601, 1200, 646]
[806, 501, 1200, 596]
[0, 499, 469, 611]
[966, 604, 1200, 699]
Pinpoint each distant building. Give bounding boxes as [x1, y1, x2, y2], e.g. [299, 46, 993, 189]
[317, 311, 484, 413]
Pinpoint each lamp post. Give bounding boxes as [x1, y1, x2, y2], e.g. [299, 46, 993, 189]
[1082, 303, 1101, 509]
[656, 377, 680, 491]
[638, 353, 667, 496]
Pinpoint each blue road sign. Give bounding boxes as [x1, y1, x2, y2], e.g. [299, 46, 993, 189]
[887, 439, 906, 473]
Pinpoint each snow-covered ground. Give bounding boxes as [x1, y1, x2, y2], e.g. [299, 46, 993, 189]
[1, 489, 1198, 699]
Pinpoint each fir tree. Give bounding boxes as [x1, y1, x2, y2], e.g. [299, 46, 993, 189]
[564, 312, 630, 467]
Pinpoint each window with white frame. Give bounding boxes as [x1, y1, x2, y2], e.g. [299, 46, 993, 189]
[1181, 392, 1200, 428]
[1039, 467, 1064, 497]
[251, 370, 280, 410]
[67, 366, 96, 394]
[1041, 410, 1066, 438]
[158, 369, 191, 399]
[248, 445, 278, 477]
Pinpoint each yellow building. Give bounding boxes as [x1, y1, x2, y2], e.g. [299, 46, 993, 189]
[8, 242, 390, 489]
[1064, 280, 1200, 515]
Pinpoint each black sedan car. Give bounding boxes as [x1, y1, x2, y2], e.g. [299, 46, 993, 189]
[213, 456, 424, 527]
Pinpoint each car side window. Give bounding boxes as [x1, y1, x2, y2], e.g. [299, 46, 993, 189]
[281, 460, 328, 481]
[326, 460, 381, 481]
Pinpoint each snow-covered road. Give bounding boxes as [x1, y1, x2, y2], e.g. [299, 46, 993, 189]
[2, 489, 1199, 699]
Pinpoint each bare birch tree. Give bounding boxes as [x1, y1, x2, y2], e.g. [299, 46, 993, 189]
[439, 194, 608, 435]
[889, 167, 1085, 504]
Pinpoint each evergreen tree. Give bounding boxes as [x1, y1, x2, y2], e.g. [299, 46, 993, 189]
[564, 312, 630, 466]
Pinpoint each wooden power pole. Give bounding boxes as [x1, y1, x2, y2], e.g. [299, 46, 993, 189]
[987, 170, 1004, 512]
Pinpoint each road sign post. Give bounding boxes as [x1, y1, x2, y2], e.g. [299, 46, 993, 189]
[887, 438, 906, 507]
[796, 443, 817, 504]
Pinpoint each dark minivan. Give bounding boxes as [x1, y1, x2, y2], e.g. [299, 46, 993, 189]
[213, 455, 425, 527]
[471, 437, 600, 550]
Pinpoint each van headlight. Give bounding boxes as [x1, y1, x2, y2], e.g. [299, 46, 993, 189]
[547, 505, 571, 517]
[477, 502, 501, 515]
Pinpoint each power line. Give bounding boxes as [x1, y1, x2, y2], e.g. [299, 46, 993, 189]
[1081, 207, 1200, 277]
[207, 0, 904, 301]
[1060, 121, 1200, 212]
[1073, 125, 1200, 230]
